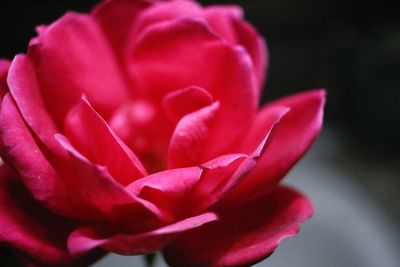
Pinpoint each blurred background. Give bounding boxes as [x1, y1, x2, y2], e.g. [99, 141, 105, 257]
[0, 0, 399, 266]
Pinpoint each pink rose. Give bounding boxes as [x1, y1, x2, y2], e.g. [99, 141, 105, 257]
[0, 0, 325, 266]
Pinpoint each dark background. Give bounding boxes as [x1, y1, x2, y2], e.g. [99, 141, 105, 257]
[1, 0, 399, 266]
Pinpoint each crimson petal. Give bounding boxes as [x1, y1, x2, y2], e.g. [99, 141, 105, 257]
[163, 186, 313, 267]
[64, 97, 147, 186]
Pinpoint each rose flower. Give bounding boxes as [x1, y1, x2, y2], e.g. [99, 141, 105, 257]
[0, 0, 326, 266]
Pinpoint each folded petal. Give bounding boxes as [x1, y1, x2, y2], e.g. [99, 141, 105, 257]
[163, 186, 313, 267]
[0, 94, 77, 217]
[68, 212, 218, 257]
[0, 165, 73, 266]
[0, 94, 153, 222]
[126, 167, 203, 223]
[130, 18, 257, 156]
[168, 102, 219, 168]
[65, 97, 146, 186]
[163, 86, 213, 123]
[199, 105, 290, 209]
[28, 12, 128, 122]
[129, 152, 262, 220]
[229, 90, 326, 201]
[55, 134, 158, 224]
[7, 55, 62, 154]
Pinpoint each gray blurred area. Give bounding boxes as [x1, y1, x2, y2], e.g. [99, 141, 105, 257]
[0, 0, 399, 266]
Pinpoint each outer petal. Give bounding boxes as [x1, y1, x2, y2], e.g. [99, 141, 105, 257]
[7, 55, 61, 154]
[68, 212, 218, 257]
[0, 94, 77, 218]
[129, 0, 203, 38]
[0, 94, 155, 222]
[130, 18, 257, 157]
[28, 12, 128, 122]
[64, 97, 146, 186]
[0, 59, 10, 99]
[131, 0, 267, 90]
[55, 134, 159, 224]
[232, 18, 267, 91]
[228, 90, 326, 201]
[204, 5, 267, 89]
[0, 165, 104, 266]
[168, 105, 288, 215]
[92, 0, 153, 61]
[198, 105, 290, 210]
[163, 186, 313, 267]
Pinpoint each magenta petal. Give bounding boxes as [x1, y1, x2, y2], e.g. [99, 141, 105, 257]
[231, 90, 326, 201]
[126, 167, 203, 222]
[234, 19, 268, 91]
[29, 12, 128, 122]
[0, 165, 72, 265]
[55, 134, 156, 223]
[65, 97, 147, 185]
[168, 102, 220, 168]
[204, 5, 267, 90]
[0, 59, 10, 99]
[191, 153, 247, 212]
[0, 94, 75, 216]
[129, 18, 257, 155]
[195, 105, 289, 211]
[203, 5, 243, 44]
[7, 55, 62, 154]
[92, 0, 153, 61]
[237, 105, 291, 155]
[163, 86, 213, 122]
[68, 212, 218, 256]
[163, 186, 313, 267]
[130, 0, 203, 38]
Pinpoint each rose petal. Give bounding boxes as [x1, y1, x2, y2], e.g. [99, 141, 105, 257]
[0, 165, 72, 265]
[28, 12, 128, 122]
[237, 105, 291, 155]
[203, 5, 243, 44]
[129, 153, 253, 220]
[0, 94, 153, 222]
[130, 17, 257, 157]
[233, 18, 268, 91]
[0, 94, 78, 217]
[126, 166, 203, 223]
[163, 186, 313, 267]
[0, 59, 10, 99]
[132, 0, 266, 90]
[68, 212, 218, 256]
[198, 105, 290, 210]
[204, 5, 268, 91]
[65, 97, 147, 185]
[168, 102, 219, 168]
[92, 0, 153, 61]
[130, 0, 203, 38]
[7, 55, 62, 154]
[163, 86, 213, 123]
[230, 90, 326, 201]
[55, 134, 158, 224]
